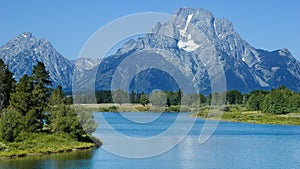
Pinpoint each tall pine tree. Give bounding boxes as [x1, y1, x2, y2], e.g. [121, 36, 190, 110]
[48, 85, 64, 105]
[31, 62, 52, 111]
[9, 74, 33, 115]
[0, 58, 15, 112]
[25, 62, 52, 132]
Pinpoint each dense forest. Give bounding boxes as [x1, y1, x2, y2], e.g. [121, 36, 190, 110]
[0, 59, 97, 143]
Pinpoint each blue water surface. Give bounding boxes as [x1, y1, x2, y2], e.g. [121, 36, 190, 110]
[1, 112, 299, 169]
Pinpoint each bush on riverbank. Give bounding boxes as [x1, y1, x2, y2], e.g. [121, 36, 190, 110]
[0, 133, 95, 157]
[99, 105, 119, 112]
[0, 142, 8, 152]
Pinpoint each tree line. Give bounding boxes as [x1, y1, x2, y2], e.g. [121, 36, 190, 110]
[0, 59, 97, 142]
[246, 86, 300, 114]
[75, 89, 191, 107]
[75, 87, 300, 115]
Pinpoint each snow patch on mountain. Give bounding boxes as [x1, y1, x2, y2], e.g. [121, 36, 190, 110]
[177, 37, 200, 52]
[177, 13, 200, 52]
[179, 13, 193, 36]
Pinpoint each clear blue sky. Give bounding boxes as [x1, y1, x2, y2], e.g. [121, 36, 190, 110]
[1, 0, 299, 60]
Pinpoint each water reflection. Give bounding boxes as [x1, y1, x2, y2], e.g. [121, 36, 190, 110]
[0, 149, 94, 169]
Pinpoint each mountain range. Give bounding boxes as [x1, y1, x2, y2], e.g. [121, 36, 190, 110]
[1, 7, 300, 94]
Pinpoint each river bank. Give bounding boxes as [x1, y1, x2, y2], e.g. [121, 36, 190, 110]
[78, 104, 300, 125]
[0, 133, 100, 159]
[195, 110, 300, 125]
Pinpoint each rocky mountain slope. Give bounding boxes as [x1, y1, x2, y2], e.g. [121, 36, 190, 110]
[1, 8, 300, 94]
[0, 32, 73, 90]
[94, 7, 300, 94]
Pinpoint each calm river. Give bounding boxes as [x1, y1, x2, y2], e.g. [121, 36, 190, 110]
[1, 112, 299, 169]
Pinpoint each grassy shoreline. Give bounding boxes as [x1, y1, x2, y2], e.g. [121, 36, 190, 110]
[195, 109, 300, 125]
[0, 133, 98, 159]
[80, 104, 300, 125]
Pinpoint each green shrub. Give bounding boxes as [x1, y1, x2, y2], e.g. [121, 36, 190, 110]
[99, 107, 109, 112]
[0, 142, 8, 151]
[0, 108, 24, 142]
[14, 131, 30, 142]
[219, 106, 230, 112]
[165, 105, 180, 112]
[108, 106, 119, 112]
[197, 110, 208, 118]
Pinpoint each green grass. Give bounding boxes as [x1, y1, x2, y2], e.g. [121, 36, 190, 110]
[0, 132, 95, 158]
[196, 106, 300, 125]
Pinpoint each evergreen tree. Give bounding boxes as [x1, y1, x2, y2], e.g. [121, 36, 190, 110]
[165, 91, 179, 105]
[95, 90, 112, 103]
[25, 62, 52, 132]
[199, 94, 206, 105]
[25, 108, 45, 132]
[48, 87, 97, 141]
[226, 90, 243, 105]
[49, 104, 85, 140]
[9, 74, 33, 115]
[166, 97, 171, 107]
[48, 85, 65, 105]
[129, 90, 136, 103]
[134, 92, 141, 104]
[31, 62, 52, 110]
[177, 89, 183, 105]
[139, 94, 149, 106]
[0, 59, 15, 112]
[73, 106, 98, 140]
[206, 94, 212, 105]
